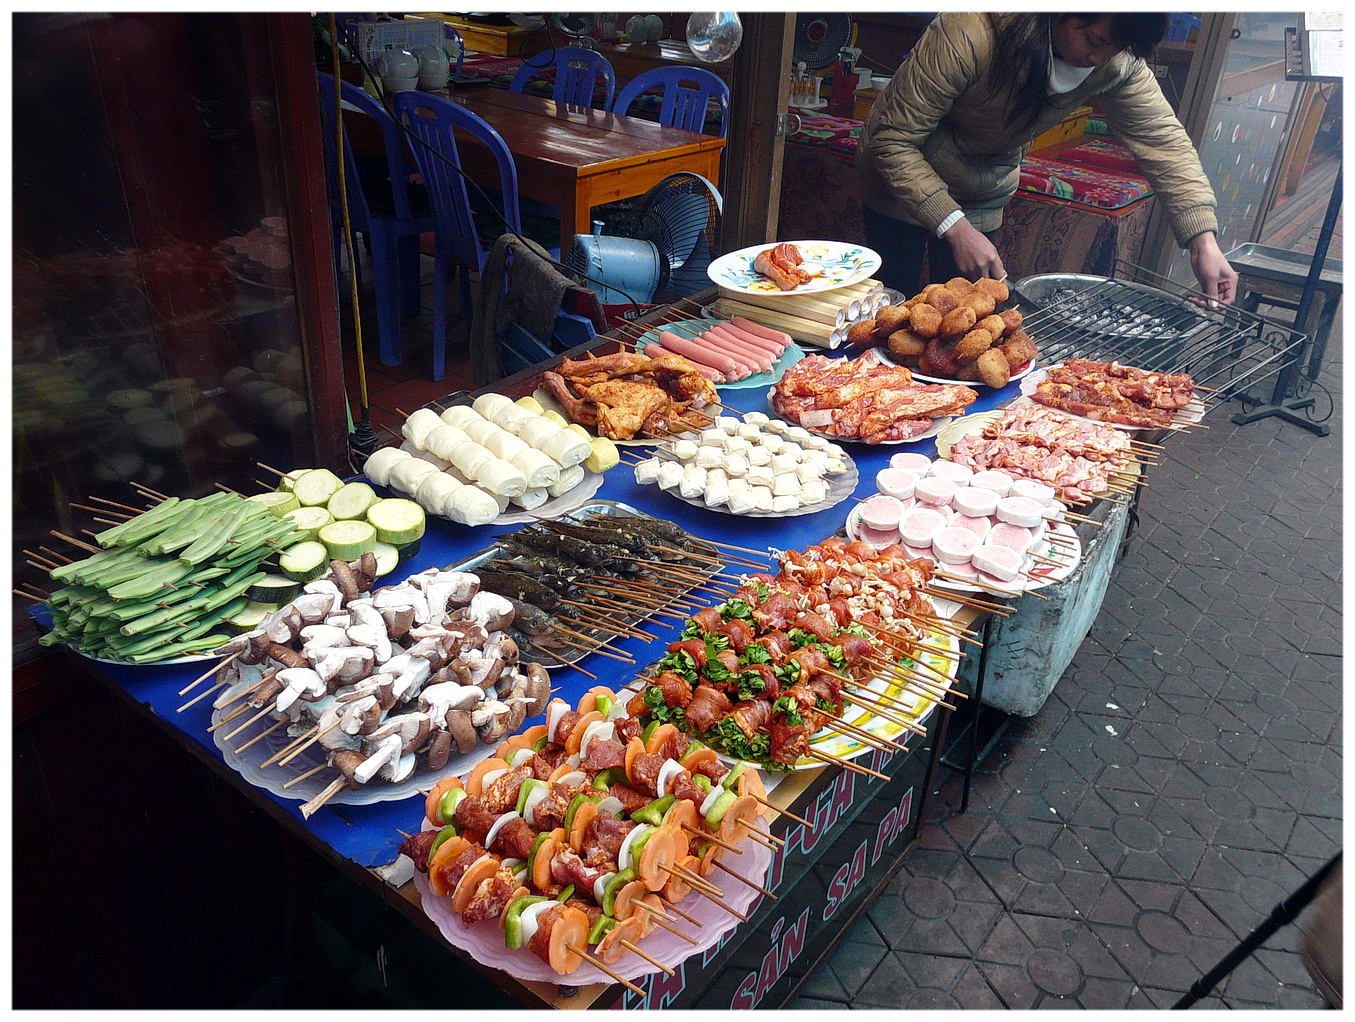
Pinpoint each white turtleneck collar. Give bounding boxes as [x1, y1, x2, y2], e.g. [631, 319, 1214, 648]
[1047, 34, 1097, 95]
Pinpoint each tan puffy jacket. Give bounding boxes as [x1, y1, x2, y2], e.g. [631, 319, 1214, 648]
[858, 12, 1219, 246]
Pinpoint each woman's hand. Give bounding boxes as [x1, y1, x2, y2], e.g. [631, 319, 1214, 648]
[1187, 231, 1239, 305]
[944, 218, 1006, 280]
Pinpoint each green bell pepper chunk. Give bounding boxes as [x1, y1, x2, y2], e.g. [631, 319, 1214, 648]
[587, 914, 617, 945]
[592, 766, 628, 791]
[525, 831, 550, 877]
[563, 792, 595, 834]
[426, 826, 460, 863]
[631, 793, 676, 827]
[693, 774, 713, 794]
[437, 787, 466, 829]
[704, 789, 738, 831]
[601, 868, 635, 917]
[531, 734, 551, 753]
[515, 777, 547, 816]
[503, 895, 549, 950]
[720, 761, 747, 790]
[556, 884, 575, 903]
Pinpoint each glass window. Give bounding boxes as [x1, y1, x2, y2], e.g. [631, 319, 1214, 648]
[12, 13, 321, 662]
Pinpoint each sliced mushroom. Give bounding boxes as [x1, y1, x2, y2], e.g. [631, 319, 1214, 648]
[446, 708, 478, 755]
[378, 605, 417, 641]
[383, 750, 417, 784]
[370, 711, 432, 755]
[346, 622, 392, 665]
[266, 642, 310, 671]
[525, 663, 551, 716]
[379, 653, 431, 702]
[459, 653, 503, 692]
[292, 592, 339, 626]
[330, 749, 367, 786]
[504, 696, 529, 734]
[339, 694, 382, 735]
[329, 559, 361, 601]
[475, 700, 513, 743]
[318, 706, 360, 752]
[423, 729, 453, 771]
[465, 591, 515, 633]
[355, 552, 379, 593]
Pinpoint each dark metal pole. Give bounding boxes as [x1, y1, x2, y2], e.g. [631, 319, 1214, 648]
[1172, 853, 1341, 1009]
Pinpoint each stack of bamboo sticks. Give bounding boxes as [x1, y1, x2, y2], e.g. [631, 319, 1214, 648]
[711, 279, 887, 349]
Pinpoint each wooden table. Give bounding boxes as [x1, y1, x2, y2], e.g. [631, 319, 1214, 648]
[436, 88, 726, 253]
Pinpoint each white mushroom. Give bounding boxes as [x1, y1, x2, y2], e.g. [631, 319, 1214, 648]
[353, 733, 403, 784]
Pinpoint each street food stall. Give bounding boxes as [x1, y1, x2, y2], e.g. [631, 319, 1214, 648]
[25, 236, 1307, 1006]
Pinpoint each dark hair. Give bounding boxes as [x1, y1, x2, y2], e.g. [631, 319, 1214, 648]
[985, 13, 1168, 132]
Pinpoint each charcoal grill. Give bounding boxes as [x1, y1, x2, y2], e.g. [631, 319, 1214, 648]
[1014, 261, 1310, 415]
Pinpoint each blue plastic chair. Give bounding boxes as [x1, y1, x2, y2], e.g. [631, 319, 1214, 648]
[316, 71, 433, 369]
[442, 23, 467, 81]
[1167, 13, 1201, 42]
[394, 91, 558, 381]
[510, 46, 616, 109]
[611, 65, 730, 138]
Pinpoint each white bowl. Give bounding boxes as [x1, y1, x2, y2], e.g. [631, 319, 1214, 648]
[871, 76, 891, 92]
[382, 74, 419, 93]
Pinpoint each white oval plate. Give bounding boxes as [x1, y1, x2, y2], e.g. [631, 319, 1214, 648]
[707, 241, 881, 296]
[652, 459, 858, 518]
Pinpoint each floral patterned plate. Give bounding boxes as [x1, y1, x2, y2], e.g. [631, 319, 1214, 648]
[707, 241, 881, 296]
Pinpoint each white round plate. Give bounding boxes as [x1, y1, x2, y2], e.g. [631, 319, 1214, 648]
[845, 506, 1083, 597]
[653, 460, 857, 518]
[707, 241, 881, 297]
[413, 819, 771, 985]
[1018, 365, 1208, 431]
[932, 409, 1001, 460]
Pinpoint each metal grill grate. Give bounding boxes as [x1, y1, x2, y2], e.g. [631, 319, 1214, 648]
[1016, 261, 1309, 413]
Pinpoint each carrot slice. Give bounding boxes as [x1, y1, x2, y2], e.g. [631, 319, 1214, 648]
[547, 905, 591, 975]
[697, 840, 723, 877]
[737, 765, 767, 809]
[577, 692, 597, 715]
[635, 893, 664, 938]
[450, 855, 499, 913]
[669, 821, 690, 861]
[644, 722, 677, 756]
[596, 914, 645, 964]
[532, 829, 563, 891]
[426, 835, 471, 896]
[613, 879, 650, 921]
[465, 757, 509, 798]
[623, 736, 646, 784]
[718, 794, 760, 846]
[680, 746, 720, 775]
[496, 724, 548, 759]
[588, 685, 617, 705]
[662, 854, 700, 904]
[548, 761, 582, 785]
[563, 710, 603, 756]
[638, 825, 677, 892]
[569, 799, 599, 852]
[663, 798, 700, 840]
[424, 775, 463, 826]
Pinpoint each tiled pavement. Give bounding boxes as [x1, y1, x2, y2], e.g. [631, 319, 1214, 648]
[793, 311, 1343, 1009]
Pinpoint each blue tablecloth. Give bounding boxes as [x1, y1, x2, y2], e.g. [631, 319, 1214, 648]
[36, 372, 1020, 869]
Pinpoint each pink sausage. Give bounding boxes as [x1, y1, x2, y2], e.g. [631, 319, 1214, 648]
[701, 329, 772, 374]
[706, 325, 775, 371]
[657, 330, 741, 378]
[715, 319, 784, 357]
[730, 315, 793, 350]
[644, 342, 725, 383]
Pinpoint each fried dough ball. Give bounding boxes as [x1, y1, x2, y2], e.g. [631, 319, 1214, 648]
[1001, 329, 1038, 368]
[998, 308, 1024, 335]
[919, 283, 951, 305]
[976, 347, 1011, 388]
[929, 289, 960, 314]
[874, 304, 911, 335]
[909, 302, 943, 338]
[954, 328, 996, 365]
[938, 305, 978, 338]
[977, 314, 1006, 340]
[846, 318, 881, 348]
[955, 361, 982, 382]
[919, 338, 962, 378]
[973, 277, 1009, 303]
[958, 291, 997, 319]
[886, 328, 928, 359]
[945, 276, 975, 293]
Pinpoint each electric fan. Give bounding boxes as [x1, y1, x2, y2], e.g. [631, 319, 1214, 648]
[565, 172, 723, 307]
[548, 13, 597, 42]
[793, 13, 854, 71]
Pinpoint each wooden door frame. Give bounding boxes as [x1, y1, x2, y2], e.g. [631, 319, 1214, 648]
[718, 13, 796, 251]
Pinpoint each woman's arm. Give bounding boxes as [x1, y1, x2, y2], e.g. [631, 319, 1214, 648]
[1095, 60, 1236, 300]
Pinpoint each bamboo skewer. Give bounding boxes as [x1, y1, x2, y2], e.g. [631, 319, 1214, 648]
[632, 903, 700, 944]
[658, 899, 704, 928]
[179, 652, 241, 696]
[750, 796, 811, 828]
[619, 940, 675, 975]
[681, 825, 742, 854]
[567, 946, 645, 995]
[712, 859, 778, 898]
[805, 749, 889, 780]
[282, 761, 331, 789]
[50, 530, 101, 555]
[261, 723, 324, 768]
[300, 776, 349, 817]
[176, 680, 228, 713]
[234, 718, 288, 754]
[223, 703, 278, 741]
[662, 866, 749, 921]
[12, 587, 48, 602]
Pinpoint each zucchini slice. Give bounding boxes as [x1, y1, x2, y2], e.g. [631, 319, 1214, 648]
[365, 497, 426, 546]
[292, 468, 344, 507]
[246, 491, 301, 517]
[371, 541, 399, 578]
[278, 540, 330, 582]
[326, 481, 379, 521]
[244, 574, 302, 604]
[317, 519, 378, 561]
[282, 505, 334, 541]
